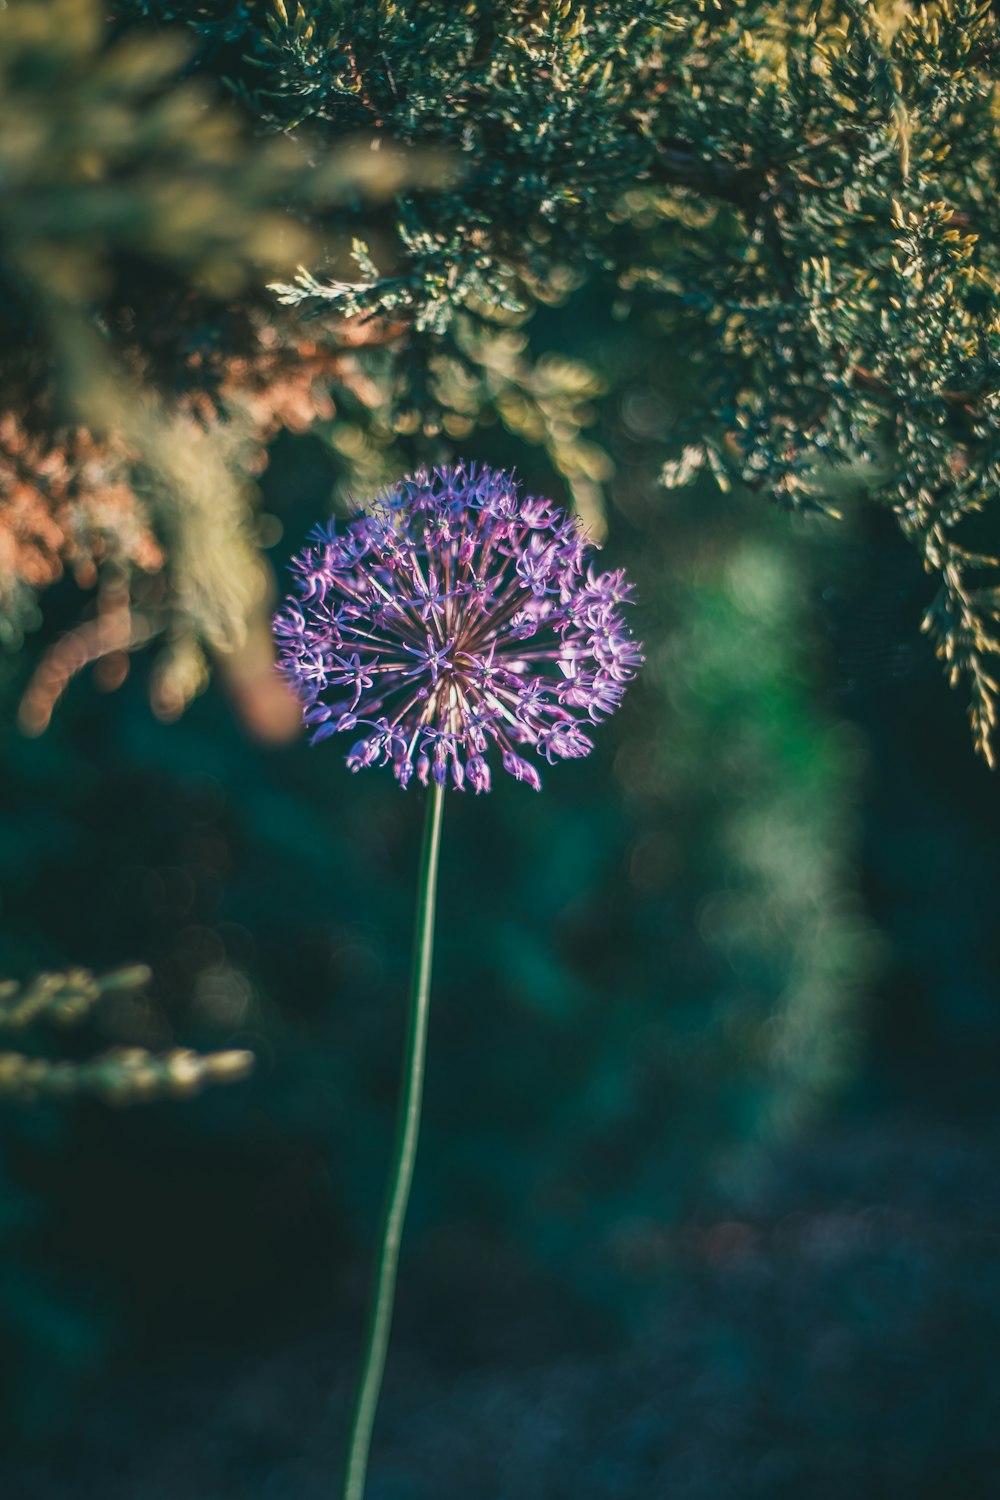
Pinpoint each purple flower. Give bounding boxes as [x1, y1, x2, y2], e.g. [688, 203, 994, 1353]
[273, 464, 643, 790]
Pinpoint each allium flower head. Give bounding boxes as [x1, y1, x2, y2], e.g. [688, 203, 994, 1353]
[274, 465, 642, 791]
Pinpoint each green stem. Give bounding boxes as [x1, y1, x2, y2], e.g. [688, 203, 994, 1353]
[341, 778, 446, 1500]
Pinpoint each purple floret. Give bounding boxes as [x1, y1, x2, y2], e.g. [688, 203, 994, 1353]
[273, 464, 643, 791]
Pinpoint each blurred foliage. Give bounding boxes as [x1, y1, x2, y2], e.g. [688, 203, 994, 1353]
[0, 964, 252, 1105]
[0, 0, 437, 717]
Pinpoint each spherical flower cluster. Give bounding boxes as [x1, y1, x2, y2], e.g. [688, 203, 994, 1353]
[273, 465, 642, 791]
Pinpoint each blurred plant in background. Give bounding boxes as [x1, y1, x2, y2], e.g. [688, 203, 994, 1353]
[0, 965, 251, 1104]
[0, 0, 440, 727]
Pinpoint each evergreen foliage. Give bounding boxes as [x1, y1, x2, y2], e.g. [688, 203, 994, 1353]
[11, 0, 1000, 756]
[121, 0, 1000, 761]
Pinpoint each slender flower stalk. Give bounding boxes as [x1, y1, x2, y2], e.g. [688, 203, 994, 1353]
[274, 463, 641, 1499]
[342, 779, 445, 1500]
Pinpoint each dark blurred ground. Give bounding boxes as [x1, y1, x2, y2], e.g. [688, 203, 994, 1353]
[6, 1119, 1000, 1500]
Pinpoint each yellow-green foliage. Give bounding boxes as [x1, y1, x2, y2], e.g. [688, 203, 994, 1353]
[0, 965, 253, 1104]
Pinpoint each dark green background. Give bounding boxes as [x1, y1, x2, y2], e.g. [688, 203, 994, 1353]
[3, 368, 1000, 1498]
